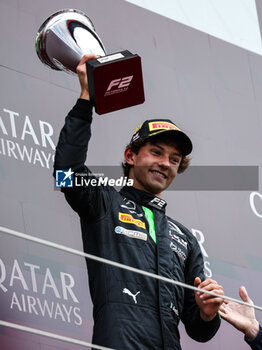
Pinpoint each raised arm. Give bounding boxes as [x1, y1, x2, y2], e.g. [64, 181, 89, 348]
[54, 54, 96, 171]
[53, 55, 111, 219]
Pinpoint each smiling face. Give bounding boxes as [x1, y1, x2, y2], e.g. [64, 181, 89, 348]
[125, 140, 182, 197]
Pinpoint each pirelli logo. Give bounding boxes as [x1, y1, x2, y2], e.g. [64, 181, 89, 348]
[148, 121, 180, 132]
[119, 213, 146, 229]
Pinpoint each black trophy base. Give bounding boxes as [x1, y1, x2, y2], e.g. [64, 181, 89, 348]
[86, 50, 145, 114]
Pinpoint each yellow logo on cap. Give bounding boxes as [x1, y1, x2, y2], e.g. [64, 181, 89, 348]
[132, 123, 143, 136]
[148, 121, 180, 132]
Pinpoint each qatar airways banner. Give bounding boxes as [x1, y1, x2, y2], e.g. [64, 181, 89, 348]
[0, 233, 94, 349]
[0, 258, 82, 327]
[0, 107, 55, 169]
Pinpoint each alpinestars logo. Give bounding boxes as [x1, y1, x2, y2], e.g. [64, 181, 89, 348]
[121, 199, 144, 217]
[104, 76, 133, 96]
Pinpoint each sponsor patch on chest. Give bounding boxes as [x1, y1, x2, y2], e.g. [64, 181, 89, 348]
[170, 242, 187, 261]
[119, 212, 146, 229]
[115, 226, 147, 241]
[169, 231, 188, 250]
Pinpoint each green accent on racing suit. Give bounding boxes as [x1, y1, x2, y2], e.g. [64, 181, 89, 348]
[142, 206, 156, 244]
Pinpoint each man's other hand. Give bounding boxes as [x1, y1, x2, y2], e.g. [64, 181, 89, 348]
[219, 286, 259, 340]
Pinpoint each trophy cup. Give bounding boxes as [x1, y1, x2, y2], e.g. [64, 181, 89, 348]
[35, 9, 145, 114]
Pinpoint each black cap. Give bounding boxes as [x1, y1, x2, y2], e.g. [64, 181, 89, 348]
[130, 119, 193, 156]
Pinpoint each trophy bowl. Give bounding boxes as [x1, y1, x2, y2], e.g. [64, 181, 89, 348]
[35, 9, 106, 74]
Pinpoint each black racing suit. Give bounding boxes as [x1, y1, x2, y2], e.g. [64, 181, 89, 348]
[54, 99, 220, 349]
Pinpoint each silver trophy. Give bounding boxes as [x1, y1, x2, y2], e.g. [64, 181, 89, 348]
[35, 9, 145, 114]
[35, 9, 106, 74]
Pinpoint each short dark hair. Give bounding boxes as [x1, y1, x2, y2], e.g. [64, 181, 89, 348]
[122, 133, 191, 177]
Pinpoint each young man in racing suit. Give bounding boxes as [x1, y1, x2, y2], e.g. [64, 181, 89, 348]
[54, 54, 224, 349]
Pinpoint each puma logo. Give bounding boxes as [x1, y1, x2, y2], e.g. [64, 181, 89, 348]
[122, 288, 140, 304]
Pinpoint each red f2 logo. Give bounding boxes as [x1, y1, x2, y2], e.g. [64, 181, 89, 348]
[106, 75, 134, 92]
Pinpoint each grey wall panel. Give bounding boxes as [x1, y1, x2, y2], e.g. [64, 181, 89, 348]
[165, 191, 262, 264]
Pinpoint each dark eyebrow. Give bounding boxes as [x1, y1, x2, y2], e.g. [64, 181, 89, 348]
[150, 144, 182, 158]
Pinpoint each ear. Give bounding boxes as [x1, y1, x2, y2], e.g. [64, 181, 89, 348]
[124, 147, 136, 165]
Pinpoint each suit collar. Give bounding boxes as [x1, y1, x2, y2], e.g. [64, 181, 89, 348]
[120, 186, 167, 212]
